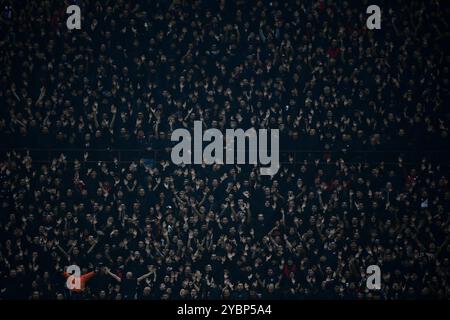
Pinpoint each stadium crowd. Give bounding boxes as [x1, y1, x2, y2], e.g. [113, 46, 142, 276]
[0, 0, 449, 299]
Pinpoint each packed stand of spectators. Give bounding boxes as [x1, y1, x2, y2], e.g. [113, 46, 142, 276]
[0, 0, 449, 299]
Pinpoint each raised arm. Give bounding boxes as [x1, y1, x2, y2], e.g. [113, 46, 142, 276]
[105, 267, 121, 282]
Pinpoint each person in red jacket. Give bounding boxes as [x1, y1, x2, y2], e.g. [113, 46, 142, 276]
[63, 267, 96, 293]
